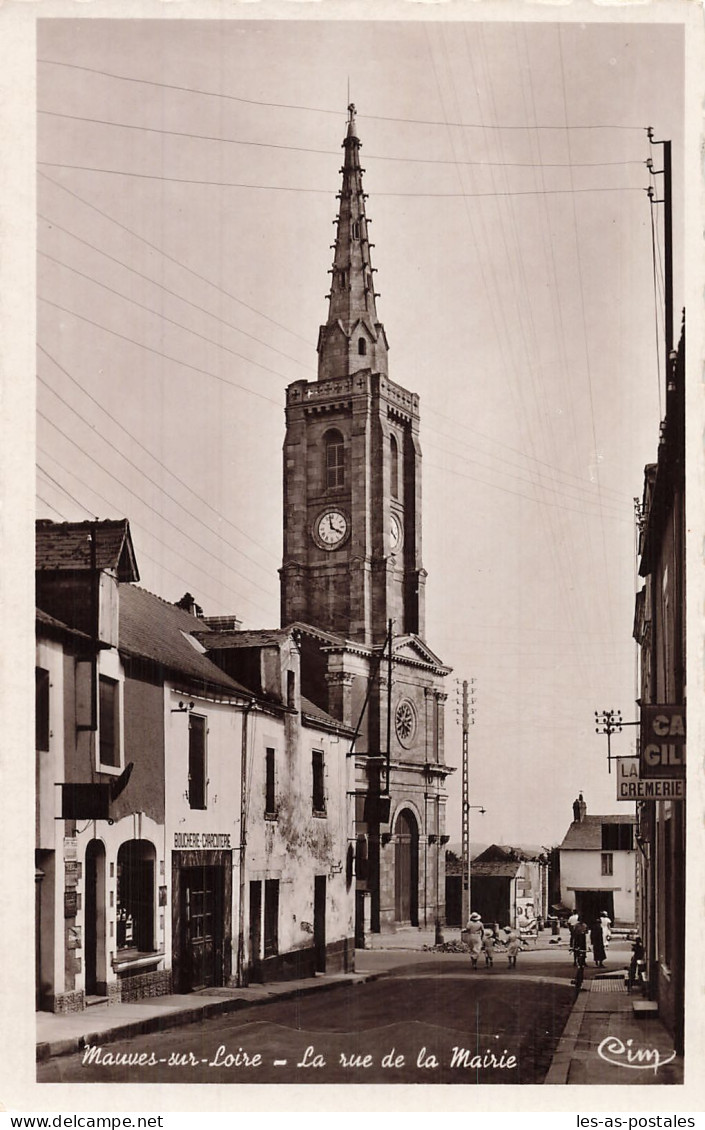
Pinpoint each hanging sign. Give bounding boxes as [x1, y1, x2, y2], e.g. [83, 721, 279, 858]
[617, 757, 685, 800]
[640, 705, 686, 779]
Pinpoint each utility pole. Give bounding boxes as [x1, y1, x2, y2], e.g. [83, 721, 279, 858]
[460, 678, 476, 927]
[647, 130, 673, 367]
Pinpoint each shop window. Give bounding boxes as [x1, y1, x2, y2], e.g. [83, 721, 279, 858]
[264, 879, 279, 957]
[99, 676, 120, 768]
[325, 430, 345, 490]
[312, 749, 326, 814]
[601, 852, 613, 876]
[390, 433, 399, 498]
[265, 748, 276, 817]
[116, 840, 155, 952]
[188, 714, 207, 810]
[36, 667, 50, 751]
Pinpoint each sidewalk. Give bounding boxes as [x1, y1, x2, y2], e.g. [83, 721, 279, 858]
[545, 968, 683, 1085]
[36, 970, 378, 1063]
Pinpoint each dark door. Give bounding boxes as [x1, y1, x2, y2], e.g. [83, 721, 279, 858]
[84, 840, 105, 996]
[314, 875, 326, 972]
[182, 866, 222, 991]
[576, 890, 614, 926]
[355, 891, 366, 947]
[394, 810, 419, 925]
[249, 881, 262, 981]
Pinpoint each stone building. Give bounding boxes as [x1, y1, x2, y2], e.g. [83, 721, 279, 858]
[35, 519, 355, 1012]
[280, 105, 453, 937]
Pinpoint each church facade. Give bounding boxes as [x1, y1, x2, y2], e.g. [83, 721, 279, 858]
[280, 106, 453, 936]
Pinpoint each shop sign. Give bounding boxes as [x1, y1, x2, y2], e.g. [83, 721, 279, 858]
[173, 831, 232, 850]
[64, 889, 78, 918]
[617, 757, 685, 800]
[640, 705, 686, 778]
[63, 836, 78, 860]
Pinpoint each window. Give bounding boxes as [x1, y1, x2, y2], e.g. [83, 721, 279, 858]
[99, 676, 120, 767]
[264, 879, 279, 957]
[265, 748, 276, 816]
[602, 823, 633, 851]
[36, 667, 50, 751]
[390, 433, 399, 498]
[601, 852, 614, 876]
[188, 714, 207, 810]
[312, 749, 326, 814]
[116, 840, 155, 951]
[352, 220, 360, 240]
[358, 337, 366, 356]
[325, 430, 345, 490]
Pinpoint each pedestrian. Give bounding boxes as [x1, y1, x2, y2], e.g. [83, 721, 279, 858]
[504, 926, 520, 968]
[466, 911, 484, 970]
[628, 935, 645, 991]
[590, 918, 606, 967]
[572, 917, 588, 966]
[482, 927, 495, 967]
[599, 910, 612, 951]
[567, 910, 579, 951]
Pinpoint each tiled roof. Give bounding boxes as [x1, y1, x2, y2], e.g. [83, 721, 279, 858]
[36, 519, 139, 581]
[36, 607, 91, 642]
[470, 860, 523, 878]
[196, 628, 289, 650]
[301, 695, 354, 733]
[118, 585, 250, 695]
[559, 814, 636, 851]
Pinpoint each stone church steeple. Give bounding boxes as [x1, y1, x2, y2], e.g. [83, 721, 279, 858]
[317, 104, 389, 381]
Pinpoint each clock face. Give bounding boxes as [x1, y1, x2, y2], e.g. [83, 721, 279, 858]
[390, 512, 403, 553]
[314, 509, 349, 550]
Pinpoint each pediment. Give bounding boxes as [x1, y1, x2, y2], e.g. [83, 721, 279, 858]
[392, 634, 451, 673]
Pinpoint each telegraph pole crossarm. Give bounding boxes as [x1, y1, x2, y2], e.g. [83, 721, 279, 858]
[595, 709, 641, 773]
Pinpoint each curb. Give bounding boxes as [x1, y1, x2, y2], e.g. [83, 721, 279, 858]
[544, 982, 591, 1085]
[36, 972, 380, 1064]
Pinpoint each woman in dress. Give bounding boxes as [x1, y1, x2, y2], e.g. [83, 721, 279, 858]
[590, 918, 606, 967]
[504, 926, 521, 968]
[466, 912, 484, 970]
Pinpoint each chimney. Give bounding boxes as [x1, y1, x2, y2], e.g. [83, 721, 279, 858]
[175, 592, 203, 618]
[572, 793, 587, 823]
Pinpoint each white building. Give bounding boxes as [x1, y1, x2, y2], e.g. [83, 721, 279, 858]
[558, 793, 637, 926]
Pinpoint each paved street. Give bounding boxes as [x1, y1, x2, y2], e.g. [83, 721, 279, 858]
[38, 946, 578, 1085]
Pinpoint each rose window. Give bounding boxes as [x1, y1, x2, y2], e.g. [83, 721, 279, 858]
[395, 699, 417, 747]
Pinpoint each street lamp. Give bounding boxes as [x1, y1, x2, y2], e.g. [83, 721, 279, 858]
[465, 803, 486, 921]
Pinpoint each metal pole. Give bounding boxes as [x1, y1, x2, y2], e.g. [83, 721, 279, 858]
[461, 681, 469, 926]
[664, 139, 673, 361]
[385, 618, 393, 794]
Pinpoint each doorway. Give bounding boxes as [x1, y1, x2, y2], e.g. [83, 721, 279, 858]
[394, 809, 419, 925]
[249, 880, 262, 981]
[84, 840, 106, 997]
[314, 875, 326, 972]
[576, 890, 614, 926]
[181, 865, 224, 991]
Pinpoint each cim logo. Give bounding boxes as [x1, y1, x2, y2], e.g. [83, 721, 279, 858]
[597, 1036, 676, 1074]
[640, 705, 685, 778]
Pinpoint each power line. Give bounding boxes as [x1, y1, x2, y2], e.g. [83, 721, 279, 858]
[37, 453, 275, 619]
[37, 58, 646, 130]
[39, 247, 298, 385]
[36, 398, 278, 601]
[39, 218, 309, 375]
[39, 296, 284, 408]
[38, 109, 645, 169]
[38, 161, 643, 197]
[38, 342, 279, 564]
[39, 171, 311, 348]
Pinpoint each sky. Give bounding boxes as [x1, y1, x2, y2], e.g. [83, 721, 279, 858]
[34, 13, 685, 849]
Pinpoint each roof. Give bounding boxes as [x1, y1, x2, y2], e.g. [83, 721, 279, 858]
[301, 695, 354, 734]
[470, 861, 523, 879]
[36, 607, 92, 644]
[36, 519, 139, 582]
[195, 628, 290, 651]
[118, 585, 251, 696]
[559, 814, 636, 851]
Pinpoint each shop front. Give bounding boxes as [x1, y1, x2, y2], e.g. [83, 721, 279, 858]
[171, 846, 233, 993]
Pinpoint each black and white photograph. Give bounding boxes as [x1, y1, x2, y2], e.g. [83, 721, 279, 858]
[1, 0, 703, 1113]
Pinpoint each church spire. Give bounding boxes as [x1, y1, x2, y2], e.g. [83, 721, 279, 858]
[317, 104, 389, 380]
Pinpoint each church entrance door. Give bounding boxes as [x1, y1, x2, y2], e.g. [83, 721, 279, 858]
[394, 809, 419, 925]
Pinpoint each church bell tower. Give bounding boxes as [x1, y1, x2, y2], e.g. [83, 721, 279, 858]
[280, 104, 426, 647]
